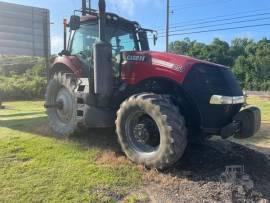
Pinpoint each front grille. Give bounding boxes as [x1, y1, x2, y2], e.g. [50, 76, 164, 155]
[183, 63, 243, 130]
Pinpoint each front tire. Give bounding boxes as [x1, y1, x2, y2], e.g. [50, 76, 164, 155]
[45, 73, 78, 136]
[116, 93, 187, 169]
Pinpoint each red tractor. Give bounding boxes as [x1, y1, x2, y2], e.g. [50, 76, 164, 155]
[45, 0, 261, 169]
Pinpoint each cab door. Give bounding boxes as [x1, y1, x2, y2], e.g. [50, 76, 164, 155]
[69, 22, 99, 77]
[108, 27, 139, 79]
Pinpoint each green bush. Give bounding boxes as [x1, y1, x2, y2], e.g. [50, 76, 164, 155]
[0, 57, 48, 101]
[0, 75, 47, 101]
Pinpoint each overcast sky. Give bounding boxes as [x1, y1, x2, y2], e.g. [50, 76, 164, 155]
[1, 0, 270, 53]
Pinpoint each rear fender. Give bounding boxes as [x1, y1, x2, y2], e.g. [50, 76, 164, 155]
[50, 56, 82, 77]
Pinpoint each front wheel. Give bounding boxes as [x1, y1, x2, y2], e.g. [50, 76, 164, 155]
[116, 93, 187, 169]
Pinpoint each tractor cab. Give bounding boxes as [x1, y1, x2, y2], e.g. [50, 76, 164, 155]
[64, 12, 156, 77]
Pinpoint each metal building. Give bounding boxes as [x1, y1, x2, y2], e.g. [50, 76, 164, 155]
[0, 1, 50, 57]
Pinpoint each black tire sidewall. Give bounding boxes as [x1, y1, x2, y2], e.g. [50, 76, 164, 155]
[116, 94, 187, 168]
[118, 103, 168, 164]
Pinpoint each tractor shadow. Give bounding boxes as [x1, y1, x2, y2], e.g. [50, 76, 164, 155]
[0, 115, 121, 152]
[1, 116, 270, 199]
[70, 128, 122, 153]
[0, 112, 44, 118]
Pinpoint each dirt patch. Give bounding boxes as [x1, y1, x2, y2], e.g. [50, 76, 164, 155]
[95, 150, 130, 166]
[91, 187, 126, 202]
[140, 141, 270, 202]
[89, 137, 270, 202]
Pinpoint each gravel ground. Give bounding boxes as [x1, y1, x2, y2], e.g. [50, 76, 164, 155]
[140, 140, 270, 203]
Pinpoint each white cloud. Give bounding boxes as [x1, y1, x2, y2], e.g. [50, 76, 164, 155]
[51, 35, 63, 54]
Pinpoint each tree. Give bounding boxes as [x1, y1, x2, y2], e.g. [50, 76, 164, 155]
[169, 37, 270, 91]
[169, 38, 192, 55]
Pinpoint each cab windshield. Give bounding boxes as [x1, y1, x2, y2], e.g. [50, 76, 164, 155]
[69, 22, 140, 57]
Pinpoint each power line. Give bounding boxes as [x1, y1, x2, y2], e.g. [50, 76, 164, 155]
[170, 0, 209, 8]
[170, 0, 232, 10]
[172, 8, 270, 26]
[158, 23, 270, 38]
[153, 8, 270, 30]
[158, 16, 270, 34]
[157, 12, 270, 31]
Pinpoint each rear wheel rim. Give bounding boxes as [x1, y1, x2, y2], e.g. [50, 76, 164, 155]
[125, 110, 160, 154]
[55, 87, 74, 124]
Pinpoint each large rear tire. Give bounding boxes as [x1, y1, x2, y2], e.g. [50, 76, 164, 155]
[116, 93, 187, 169]
[45, 73, 78, 136]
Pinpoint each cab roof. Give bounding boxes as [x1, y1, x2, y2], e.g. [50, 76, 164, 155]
[80, 12, 140, 29]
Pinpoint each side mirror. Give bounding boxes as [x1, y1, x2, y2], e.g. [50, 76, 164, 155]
[69, 15, 80, 30]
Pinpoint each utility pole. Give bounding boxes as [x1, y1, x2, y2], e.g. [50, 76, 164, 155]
[166, 0, 170, 52]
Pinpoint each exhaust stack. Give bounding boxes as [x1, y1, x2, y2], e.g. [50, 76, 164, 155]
[82, 0, 87, 16]
[93, 0, 113, 104]
[98, 0, 106, 41]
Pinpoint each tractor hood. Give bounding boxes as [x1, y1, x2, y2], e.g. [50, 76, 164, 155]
[121, 50, 243, 131]
[123, 51, 227, 73]
[121, 51, 227, 85]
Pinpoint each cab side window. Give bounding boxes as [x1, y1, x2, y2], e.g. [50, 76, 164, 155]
[70, 23, 99, 56]
[110, 32, 136, 56]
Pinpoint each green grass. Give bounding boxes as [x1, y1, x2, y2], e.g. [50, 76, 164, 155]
[0, 101, 141, 202]
[247, 96, 270, 123]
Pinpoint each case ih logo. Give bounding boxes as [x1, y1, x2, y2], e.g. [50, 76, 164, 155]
[126, 55, 146, 62]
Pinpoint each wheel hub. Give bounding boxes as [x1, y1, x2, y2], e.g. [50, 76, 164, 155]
[133, 123, 150, 144]
[56, 88, 73, 123]
[128, 114, 160, 152]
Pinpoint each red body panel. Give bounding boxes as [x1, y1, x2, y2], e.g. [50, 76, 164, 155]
[121, 51, 212, 85]
[52, 51, 226, 86]
[52, 56, 82, 77]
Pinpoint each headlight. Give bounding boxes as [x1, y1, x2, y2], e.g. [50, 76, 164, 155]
[210, 95, 245, 105]
[232, 96, 246, 104]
